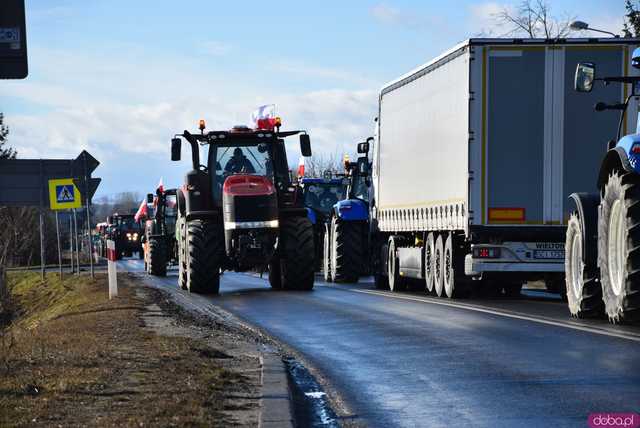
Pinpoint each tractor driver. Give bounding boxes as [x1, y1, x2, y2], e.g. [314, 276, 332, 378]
[224, 147, 256, 174]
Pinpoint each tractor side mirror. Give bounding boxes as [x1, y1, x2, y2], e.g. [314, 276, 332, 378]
[300, 134, 312, 157]
[632, 47, 640, 69]
[575, 62, 595, 92]
[357, 141, 370, 154]
[171, 138, 182, 161]
[146, 193, 154, 204]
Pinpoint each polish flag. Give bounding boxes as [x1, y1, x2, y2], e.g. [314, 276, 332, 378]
[297, 156, 305, 178]
[134, 199, 148, 223]
[156, 177, 164, 193]
[252, 104, 277, 130]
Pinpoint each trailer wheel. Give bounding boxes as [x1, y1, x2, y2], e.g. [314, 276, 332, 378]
[424, 232, 435, 293]
[330, 217, 364, 283]
[434, 234, 445, 297]
[279, 217, 315, 291]
[598, 171, 640, 323]
[388, 236, 405, 291]
[323, 224, 332, 282]
[565, 213, 603, 318]
[268, 257, 282, 289]
[443, 233, 469, 298]
[503, 282, 523, 297]
[148, 238, 167, 277]
[186, 219, 223, 294]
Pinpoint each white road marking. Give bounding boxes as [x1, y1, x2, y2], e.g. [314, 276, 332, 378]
[349, 288, 640, 343]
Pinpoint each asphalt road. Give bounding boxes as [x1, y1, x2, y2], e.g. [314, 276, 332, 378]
[119, 259, 640, 428]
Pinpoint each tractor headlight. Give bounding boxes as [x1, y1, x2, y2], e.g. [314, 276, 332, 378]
[133, 233, 139, 241]
[126, 233, 132, 240]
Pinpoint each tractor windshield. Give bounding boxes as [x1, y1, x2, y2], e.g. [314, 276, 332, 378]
[304, 182, 346, 214]
[350, 174, 369, 202]
[210, 141, 276, 201]
[117, 216, 140, 231]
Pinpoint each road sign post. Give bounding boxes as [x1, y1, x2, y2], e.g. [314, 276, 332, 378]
[106, 239, 118, 299]
[55, 211, 62, 279]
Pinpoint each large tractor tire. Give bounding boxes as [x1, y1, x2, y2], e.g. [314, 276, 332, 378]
[387, 236, 405, 292]
[565, 213, 603, 318]
[598, 171, 640, 323]
[186, 219, 224, 294]
[177, 220, 187, 290]
[424, 232, 435, 294]
[330, 217, 365, 283]
[434, 234, 445, 297]
[268, 257, 282, 289]
[148, 238, 167, 277]
[279, 217, 315, 291]
[323, 224, 332, 282]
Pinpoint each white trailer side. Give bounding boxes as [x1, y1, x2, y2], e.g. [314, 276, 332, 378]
[372, 38, 639, 294]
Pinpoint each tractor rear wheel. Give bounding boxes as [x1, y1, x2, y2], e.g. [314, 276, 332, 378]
[330, 217, 364, 283]
[598, 171, 640, 323]
[186, 219, 224, 294]
[268, 257, 282, 289]
[323, 224, 332, 282]
[279, 217, 315, 291]
[148, 238, 167, 277]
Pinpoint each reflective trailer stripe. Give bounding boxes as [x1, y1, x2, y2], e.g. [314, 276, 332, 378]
[488, 207, 525, 223]
[224, 219, 279, 230]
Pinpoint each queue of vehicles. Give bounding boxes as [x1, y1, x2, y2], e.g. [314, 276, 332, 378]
[95, 37, 640, 326]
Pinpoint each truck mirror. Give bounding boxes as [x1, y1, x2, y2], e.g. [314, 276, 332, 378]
[171, 138, 182, 161]
[633, 47, 640, 69]
[357, 141, 370, 154]
[575, 62, 595, 92]
[300, 134, 312, 157]
[146, 193, 154, 203]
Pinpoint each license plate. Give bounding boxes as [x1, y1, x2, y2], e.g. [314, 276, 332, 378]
[533, 250, 564, 259]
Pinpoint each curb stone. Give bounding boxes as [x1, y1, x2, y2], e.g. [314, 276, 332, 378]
[260, 353, 294, 428]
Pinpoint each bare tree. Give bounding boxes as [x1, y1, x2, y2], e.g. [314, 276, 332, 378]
[303, 152, 344, 178]
[493, 0, 574, 38]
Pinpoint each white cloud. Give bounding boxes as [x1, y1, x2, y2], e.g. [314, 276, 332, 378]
[3, 42, 378, 197]
[199, 40, 231, 56]
[370, 3, 449, 33]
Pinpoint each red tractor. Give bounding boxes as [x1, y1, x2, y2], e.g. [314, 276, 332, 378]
[171, 119, 315, 294]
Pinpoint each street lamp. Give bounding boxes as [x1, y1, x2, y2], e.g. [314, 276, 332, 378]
[570, 20, 619, 37]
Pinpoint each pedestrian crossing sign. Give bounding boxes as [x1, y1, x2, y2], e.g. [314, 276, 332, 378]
[48, 178, 82, 210]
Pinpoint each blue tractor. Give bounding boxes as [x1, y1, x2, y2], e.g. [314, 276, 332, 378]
[324, 138, 373, 283]
[301, 176, 347, 271]
[565, 48, 640, 324]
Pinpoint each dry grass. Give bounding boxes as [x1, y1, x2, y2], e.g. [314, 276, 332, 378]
[0, 272, 256, 427]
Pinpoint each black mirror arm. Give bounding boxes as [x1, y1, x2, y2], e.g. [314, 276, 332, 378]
[182, 130, 200, 170]
[616, 95, 634, 142]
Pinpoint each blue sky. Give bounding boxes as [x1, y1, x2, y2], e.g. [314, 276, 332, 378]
[1, 0, 627, 200]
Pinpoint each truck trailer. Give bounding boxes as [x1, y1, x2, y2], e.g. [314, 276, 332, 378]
[371, 38, 639, 298]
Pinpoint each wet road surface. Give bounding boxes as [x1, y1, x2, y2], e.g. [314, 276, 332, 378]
[119, 259, 640, 428]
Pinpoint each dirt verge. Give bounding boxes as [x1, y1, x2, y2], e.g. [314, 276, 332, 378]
[0, 272, 261, 427]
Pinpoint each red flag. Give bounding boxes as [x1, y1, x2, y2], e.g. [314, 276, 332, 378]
[156, 177, 164, 193]
[297, 156, 305, 178]
[134, 199, 148, 222]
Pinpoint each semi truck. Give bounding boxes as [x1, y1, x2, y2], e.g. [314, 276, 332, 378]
[371, 38, 639, 298]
